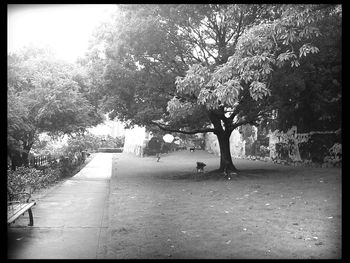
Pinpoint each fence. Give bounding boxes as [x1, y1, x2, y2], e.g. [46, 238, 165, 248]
[29, 155, 52, 167]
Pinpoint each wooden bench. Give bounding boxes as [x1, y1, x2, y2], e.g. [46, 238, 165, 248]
[8, 188, 36, 226]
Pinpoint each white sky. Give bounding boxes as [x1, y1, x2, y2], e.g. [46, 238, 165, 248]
[8, 4, 118, 62]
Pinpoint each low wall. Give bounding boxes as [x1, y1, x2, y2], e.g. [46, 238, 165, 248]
[123, 126, 148, 156]
[204, 132, 220, 155]
[204, 125, 341, 166]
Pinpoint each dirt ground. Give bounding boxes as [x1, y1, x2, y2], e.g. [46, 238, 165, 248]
[105, 150, 341, 259]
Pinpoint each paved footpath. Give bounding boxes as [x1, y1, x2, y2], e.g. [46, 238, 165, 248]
[7, 153, 114, 259]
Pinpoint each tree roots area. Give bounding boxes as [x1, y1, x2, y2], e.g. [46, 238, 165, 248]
[105, 150, 341, 259]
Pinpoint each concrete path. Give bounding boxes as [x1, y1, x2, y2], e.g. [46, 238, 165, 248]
[7, 153, 114, 259]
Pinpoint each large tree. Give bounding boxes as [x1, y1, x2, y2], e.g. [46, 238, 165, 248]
[8, 47, 103, 169]
[91, 4, 340, 173]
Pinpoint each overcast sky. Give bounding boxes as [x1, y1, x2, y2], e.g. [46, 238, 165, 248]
[8, 4, 118, 62]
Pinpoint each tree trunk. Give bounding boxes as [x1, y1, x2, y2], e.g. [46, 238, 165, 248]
[9, 142, 33, 171]
[216, 131, 238, 173]
[22, 138, 34, 168]
[21, 150, 30, 167]
[10, 151, 22, 171]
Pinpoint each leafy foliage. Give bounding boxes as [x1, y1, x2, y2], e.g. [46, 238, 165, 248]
[64, 133, 124, 153]
[299, 133, 340, 163]
[32, 132, 125, 161]
[144, 137, 163, 156]
[8, 47, 104, 168]
[7, 166, 61, 194]
[259, 145, 270, 157]
[324, 143, 342, 165]
[275, 142, 294, 161]
[267, 8, 342, 132]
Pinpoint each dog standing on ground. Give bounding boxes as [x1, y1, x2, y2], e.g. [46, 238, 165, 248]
[196, 162, 206, 173]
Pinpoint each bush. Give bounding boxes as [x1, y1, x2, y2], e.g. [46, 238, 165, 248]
[8, 153, 92, 197]
[63, 133, 124, 153]
[31, 132, 125, 160]
[57, 153, 87, 177]
[324, 143, 342, 166]
[298, 141, 312, 160]
[275, 142, 292, 161]
[192, 138, 205, 150]
[259, 145, 270, 157]
[298, 133, 340, 163]
[144, 137, 162, 156]
[7, 166, 62, 195]
[329, 143, 342, 156]
[8, 133, 107, 196]
[98, 148, 123, 153]
[161, 142, 172, 153]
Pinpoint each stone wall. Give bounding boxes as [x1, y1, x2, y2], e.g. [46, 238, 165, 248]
[267, 130, 278, 159]
[204, 132, 220, 155]
[204, 129, 246, 157]
[123, 126, 149, 156]
[204, 125, 341, 167]
[229, 129, 246, 157]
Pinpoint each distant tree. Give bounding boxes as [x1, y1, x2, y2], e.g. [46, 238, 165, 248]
[7, 47, 103, 169]
[89, 4, 340, 173]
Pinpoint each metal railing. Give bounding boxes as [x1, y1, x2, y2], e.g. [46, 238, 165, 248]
[29, 155, 51, 167]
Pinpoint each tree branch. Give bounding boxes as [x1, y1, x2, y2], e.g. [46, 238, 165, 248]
[228, 87, 249, 120]
[181, 26, 210, 66]
[232, 11, 244, 47]
[192, 27, 217, 62]
[232, 107, 273, 129]
[150, 121, 216, 134]
[200, 20, 217, 40]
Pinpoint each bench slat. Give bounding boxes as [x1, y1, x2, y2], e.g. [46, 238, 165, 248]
[8, 203, 27, 214]
[7, 202, 36, 224]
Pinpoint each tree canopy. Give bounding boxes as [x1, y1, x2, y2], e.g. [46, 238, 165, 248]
[8, 47, 104, 169]
[266, 6, 341, 132]
[85, 4, 341, 172]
